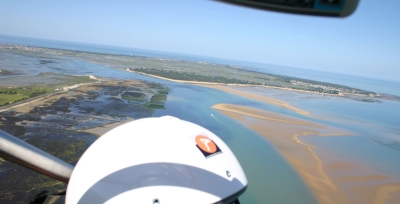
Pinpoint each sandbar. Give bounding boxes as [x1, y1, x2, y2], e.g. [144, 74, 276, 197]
[201, 84, 311, 117]
[213, 103, 400, 204]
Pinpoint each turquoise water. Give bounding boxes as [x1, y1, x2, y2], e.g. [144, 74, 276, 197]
[1, 35, 400, 203]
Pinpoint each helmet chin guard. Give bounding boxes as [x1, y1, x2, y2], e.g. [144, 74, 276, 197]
[66, 116, 247, 204]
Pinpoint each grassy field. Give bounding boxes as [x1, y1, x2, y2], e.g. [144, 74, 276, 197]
[0, 93, 26, 105]
[0, 74, 98, 106]
[0, 87, 54, 106]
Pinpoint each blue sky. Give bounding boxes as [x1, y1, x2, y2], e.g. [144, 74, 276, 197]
[0, 0, 399, 81]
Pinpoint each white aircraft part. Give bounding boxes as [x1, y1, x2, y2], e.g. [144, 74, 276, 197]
[66, 116, 247, 204]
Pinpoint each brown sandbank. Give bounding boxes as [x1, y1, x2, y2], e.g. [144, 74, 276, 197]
[202, 84, 312, 117]
[212, 103, 400, 204]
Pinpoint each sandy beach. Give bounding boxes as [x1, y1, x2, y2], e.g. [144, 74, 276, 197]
[81, 118, 134, 136]
[212, 103, 400, 204]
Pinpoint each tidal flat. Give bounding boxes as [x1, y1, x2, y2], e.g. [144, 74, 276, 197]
[0, 78, 169, 203]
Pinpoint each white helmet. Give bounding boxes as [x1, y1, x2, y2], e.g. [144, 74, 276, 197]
[66, 116, 248, 204]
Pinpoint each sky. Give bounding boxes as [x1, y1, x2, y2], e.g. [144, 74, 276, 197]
[0, 0, 399, 82]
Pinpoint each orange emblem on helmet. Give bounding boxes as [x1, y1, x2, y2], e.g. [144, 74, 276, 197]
[195, 135, 217, 154]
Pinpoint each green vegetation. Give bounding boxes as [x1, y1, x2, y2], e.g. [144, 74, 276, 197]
[119, 83, 169, 109]
[0, 86, 54, 106]
[131, 68, 263, 85]
[0, 73, 98, 106]
[121, 91, 145, 102]
[150, 94, 167, 103]
[130, 67, 376, 96]
[275, 75, 375, 95]
[146, 85, 169, 109]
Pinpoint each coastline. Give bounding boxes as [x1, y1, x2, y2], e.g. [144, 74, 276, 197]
[212, 103, 400, 204]
[127, 69, 341, 95]
[127, 70, 400, 103]
[127, 70, 312, 117]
